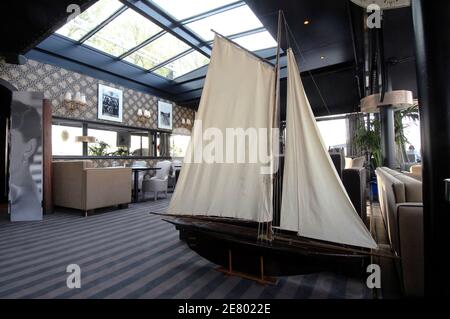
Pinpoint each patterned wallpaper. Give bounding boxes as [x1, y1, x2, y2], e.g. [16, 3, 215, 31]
[0, 59, 195, 132]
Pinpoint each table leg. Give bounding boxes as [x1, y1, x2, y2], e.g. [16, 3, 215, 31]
[134, 170, 139, 203]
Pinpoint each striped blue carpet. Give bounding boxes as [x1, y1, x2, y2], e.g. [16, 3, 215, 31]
[0, 198, 371, 299]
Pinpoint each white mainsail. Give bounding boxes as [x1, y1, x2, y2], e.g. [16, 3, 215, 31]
[280, 49, 377, 249]
[167, 35, 275, 222]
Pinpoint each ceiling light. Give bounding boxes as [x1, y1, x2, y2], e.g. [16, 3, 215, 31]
[320, 56, 325, 60]
[303, 20, 310, 25]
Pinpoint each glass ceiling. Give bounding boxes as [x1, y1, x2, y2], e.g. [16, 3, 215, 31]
[55, 0, 124, 41]
[150, 0, 238, 21]
[185, 5, 263, 41]
[124, 33, 190, 69]
[54, 0, 276, 81]
[154, 50, 210, 80]
[84, 9, 162, 57]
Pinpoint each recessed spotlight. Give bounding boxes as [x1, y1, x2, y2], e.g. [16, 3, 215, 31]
[304, 20, 310, 25]
[320, 56, 325, 60]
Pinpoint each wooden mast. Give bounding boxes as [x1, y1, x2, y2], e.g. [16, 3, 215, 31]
[269, 10, 283, 239]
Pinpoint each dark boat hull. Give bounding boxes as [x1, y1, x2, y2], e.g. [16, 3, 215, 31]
[168, 217, 370, 277]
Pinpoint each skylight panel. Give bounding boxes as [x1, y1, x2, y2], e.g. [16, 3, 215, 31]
[185, 5, 263, 41]
[84, 9, 162, 57]
[124, 33, 191, 70]
[154, 50, 209, 80]
[149, 0, 239, 21]
[233, 31, 277, 51]
[55, 0, 124, 41]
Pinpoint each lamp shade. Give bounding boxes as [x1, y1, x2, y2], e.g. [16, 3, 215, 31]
[75, 136, 96, 143]
[350, 0, 410, 10]
[361, 90, 415, 113]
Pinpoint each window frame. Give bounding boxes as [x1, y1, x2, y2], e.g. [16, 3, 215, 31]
[52, 117, 174, 160]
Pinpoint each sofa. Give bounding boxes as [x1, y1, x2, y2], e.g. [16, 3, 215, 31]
[375, 167, 424, 297]
[53, 160, 132, 216]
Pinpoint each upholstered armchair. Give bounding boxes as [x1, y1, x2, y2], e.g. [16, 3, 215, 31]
[52, 160, 131, 216]
[142, 160, 172, 200]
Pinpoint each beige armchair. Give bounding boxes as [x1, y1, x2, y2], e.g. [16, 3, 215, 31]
[52, 161, 132, 216]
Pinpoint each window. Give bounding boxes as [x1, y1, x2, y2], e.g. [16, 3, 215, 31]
[170, 135, 191, 158]
[84, 9, 162, 57]
[403, 117, 421, 158]
[317, 119, 348, 155]
[150, 0, 239, 21]
[154, 50, 209, 79]
[233, 31, 277, 51]
[52, 124, 83, 156]
[124, 33, 190, 70]
[130, 134, 151, 156]
[87, 128, 119, 156]
[55, 0, 125, 41]
[186, 5, 263, 41]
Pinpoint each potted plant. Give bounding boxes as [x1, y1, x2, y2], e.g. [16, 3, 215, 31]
[354, 105, 419, 200]
[88, 141, 110, 156]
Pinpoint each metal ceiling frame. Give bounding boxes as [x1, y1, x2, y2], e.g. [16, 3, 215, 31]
[179, 1, 245, 25]
[50, 0, 278, 85]
[118, 30, 166, 59]
[34, 0, 289, 108]
[121, 0, 213, 57]
[148, 48, 194, 72]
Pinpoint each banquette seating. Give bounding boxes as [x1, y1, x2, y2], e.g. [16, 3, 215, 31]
[375, 167, 424, 297]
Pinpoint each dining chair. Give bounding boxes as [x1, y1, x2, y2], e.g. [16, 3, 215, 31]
[142, 160, 172, 200]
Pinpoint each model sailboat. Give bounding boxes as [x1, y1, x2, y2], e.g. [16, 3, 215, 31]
[158, 20, 379, 279]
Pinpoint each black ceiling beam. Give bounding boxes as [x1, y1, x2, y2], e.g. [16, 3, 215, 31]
[121, 0, 212, 58]
[79, 5, 128, 43]
[118, 30, 166, 60]
[1, 0, 96, 55]
[35, 34, 176, 93]
[180, 1, 245, 24]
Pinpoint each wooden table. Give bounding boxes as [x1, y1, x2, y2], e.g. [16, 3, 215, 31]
[131, 167, 161, 203]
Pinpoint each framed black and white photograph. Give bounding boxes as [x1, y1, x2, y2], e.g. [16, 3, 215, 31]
[98, 84, 123, 123]
[158, 101, 173, 130]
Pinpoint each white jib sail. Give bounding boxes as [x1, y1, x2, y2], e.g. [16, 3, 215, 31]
[280, 49, 377, 249]
[167, 35, 275, 222]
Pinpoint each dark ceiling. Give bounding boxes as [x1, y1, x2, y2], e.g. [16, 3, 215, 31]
[0, 0, 418, 117]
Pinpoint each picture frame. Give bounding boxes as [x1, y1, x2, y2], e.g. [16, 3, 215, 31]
[116, 131, 131, 148]
[158, 101, 173, 131]
[98, 84, 123, 123]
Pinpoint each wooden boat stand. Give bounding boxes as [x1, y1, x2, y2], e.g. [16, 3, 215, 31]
[216, 249, 278, 285]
